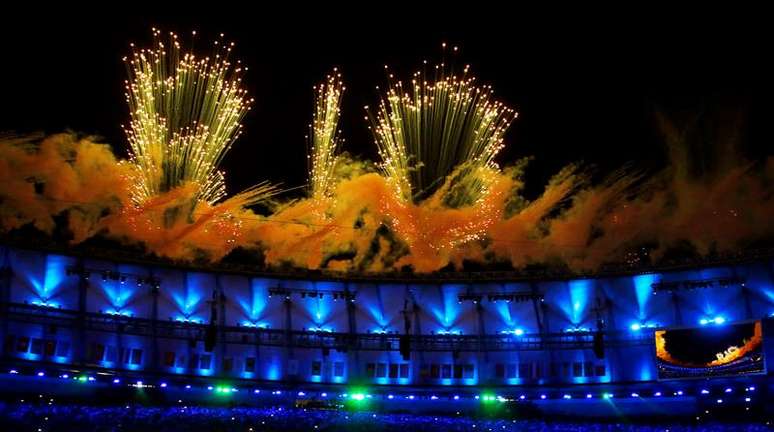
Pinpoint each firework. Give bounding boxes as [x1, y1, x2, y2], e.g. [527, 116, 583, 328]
[366, 52, 517, 205]
[123, 29, 255, 206]
[308, 71, 345, 200]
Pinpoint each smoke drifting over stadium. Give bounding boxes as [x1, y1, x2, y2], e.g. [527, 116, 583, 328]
[1, 30, 772, 274]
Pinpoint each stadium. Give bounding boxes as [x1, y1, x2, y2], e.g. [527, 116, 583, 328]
[1, 14, 773, 432]
[0, 243, 772, 429]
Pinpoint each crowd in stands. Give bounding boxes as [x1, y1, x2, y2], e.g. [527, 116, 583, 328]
[0, 402, 771, 432]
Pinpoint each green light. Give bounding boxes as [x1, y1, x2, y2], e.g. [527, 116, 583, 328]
[480, 393, 496, 403]
[213, 386, 235, 395]
[78, 376, 87, 382]
[344, 388, 371, 411]
[603, 393, 613, 399]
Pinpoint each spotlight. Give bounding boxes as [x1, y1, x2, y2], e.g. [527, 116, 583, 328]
[113, 379, 120, 384]
[630, 323, 641, 331]
[654, 392, 661, 397]
[714, 316, 726, 325]
[160, 383, 167, 388]
[724, 388, 732, 393]
[701, 389, 709, 394]
[586, 394, 592, 399]
[453, 395, 459, 400]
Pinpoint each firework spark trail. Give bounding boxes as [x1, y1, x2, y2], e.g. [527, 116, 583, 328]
[366, 50, 517, 206]
[361, 52, 519, 261]
[308, 71, 345, 201]
[123, 28, 256, 207]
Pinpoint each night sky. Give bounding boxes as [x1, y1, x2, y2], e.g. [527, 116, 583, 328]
[2, 11, 771, 199]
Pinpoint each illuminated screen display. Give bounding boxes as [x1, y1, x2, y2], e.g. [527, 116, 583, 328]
[655, 320, 765, 380]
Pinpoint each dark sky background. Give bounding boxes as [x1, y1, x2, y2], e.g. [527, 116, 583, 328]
[1, 11, 771, 199]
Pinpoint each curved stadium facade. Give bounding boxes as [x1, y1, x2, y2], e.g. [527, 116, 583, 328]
[1, 244, 772, 417]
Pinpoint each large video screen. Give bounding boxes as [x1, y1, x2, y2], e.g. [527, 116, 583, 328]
[655, 320, 765, 380]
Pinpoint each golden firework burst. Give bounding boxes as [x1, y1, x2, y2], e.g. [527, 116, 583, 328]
[123, 29, 258, 206]
[307, 70, 345, 200]
[366, 48, 517, 206]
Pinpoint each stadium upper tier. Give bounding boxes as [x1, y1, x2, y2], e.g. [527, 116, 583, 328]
[0, 243, 772, 389]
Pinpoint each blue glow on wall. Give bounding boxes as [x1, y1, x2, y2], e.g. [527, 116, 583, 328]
[365, 302, 389, 327]
[494, 301, 514, 326]
[96, 275, 136, 316]
[30, 300, 60, 308]
[26, 255, 68, 306]
[175, 316, 204, 324]
[197, 368, 214, 377]
[240, 321, 269, 329]
[629, 322, 658, 332]
[170, 274, 207, 322]
[105, 309, 133, 317]
[632, 274, 657, 320]
[639, 363, 652, 381]
[235, 279, 270, 324]
[561, 280, 593, 325]
[429, 285, 464, 329]
[699, 315, 727, 325]
[265, 359, 280, 381]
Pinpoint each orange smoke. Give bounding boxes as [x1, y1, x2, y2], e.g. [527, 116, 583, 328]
[1, 132, 772, 273]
